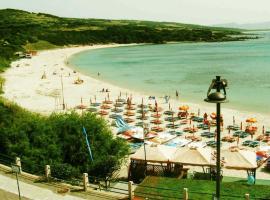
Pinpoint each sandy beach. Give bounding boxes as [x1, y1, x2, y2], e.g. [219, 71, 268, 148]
[2, 44, 270, 179]
[3, 44, 270, 129]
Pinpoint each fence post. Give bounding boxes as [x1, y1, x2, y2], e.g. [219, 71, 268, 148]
[15, 157, 22, 173]
[83, 173, 88, 192]
[183, 188, 188, 200]
[245, 193, 250, 200]
[45, 165, 51, 181]
[128, 181, 133, 200]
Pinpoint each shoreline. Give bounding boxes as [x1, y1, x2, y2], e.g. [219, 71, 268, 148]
[2, 44, 270, 130]
[2, 44, 270, 179]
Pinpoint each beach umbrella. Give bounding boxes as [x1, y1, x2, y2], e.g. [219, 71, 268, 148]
[87, 107, 98, 113]
[179, 105, 189, 111]
[90, 95, 101, 107]
[179, 105, 189, 119]
[221, 149, 257, 170]
[151, 126, 164, 132]
[210, 112, 216, 120]
[246, 118, 257, 127]
[101, 105, 111, 109]
[103, 97, 113, 104]
[172, 147, 214, 166]
[125, 110, 135, 116]
[131, 145, 177, 163]
[151, 119, 162, 125]
[98, 110, 108, 116]
[124, 117, 135, 123]
[75, 97, 87, 110]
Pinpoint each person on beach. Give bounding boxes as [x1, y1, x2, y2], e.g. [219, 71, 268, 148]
[176, 90, 179, 98]
[203, 113, 208, 124]
[98, 72, 100, 76]
[101, 88, 105, 92]
[164, 95, 170, 103]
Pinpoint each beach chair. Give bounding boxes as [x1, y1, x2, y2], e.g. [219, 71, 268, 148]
[115, 116, 133, 133]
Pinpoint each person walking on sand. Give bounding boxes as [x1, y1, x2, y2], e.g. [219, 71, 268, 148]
[164, 95, 170, 103]
[98, 72, 100, 76]
[176, 90, 179, 98]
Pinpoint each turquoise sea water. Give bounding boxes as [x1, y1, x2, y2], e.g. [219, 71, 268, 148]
[69, 31, 270, 115]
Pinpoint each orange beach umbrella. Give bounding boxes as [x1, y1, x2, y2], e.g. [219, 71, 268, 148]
[246, 118, 257, 123]
[179, 105, 189, 111]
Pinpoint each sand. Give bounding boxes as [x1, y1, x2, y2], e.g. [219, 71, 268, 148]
[3, 44, 270, 129]
[2, 44, 270, 179]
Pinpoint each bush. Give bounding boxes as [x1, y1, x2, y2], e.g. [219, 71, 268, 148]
[0, 99, 129, 179]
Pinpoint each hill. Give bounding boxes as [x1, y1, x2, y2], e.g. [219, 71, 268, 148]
[213, 21, 270, 30]
[0, 9, 252, 73]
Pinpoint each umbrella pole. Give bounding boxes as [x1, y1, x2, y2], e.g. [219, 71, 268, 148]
[142, 100, 147, 176]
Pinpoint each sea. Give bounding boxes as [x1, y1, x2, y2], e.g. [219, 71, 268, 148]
[69, 31, 270, 115]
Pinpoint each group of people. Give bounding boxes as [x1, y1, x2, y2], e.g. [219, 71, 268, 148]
[101, 88, 110, 92]
[164, 90, 179, 103]
[148, 90, 180, 104]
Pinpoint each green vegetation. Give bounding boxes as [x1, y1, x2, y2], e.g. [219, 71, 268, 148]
[0, 8, 252, 73]
[24, 40, 59, 51]
[0, 98, 129, 180]
[0, 8, 256, 181]
[135, 176, 270, 200]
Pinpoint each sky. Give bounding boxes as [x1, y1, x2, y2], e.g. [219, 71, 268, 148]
[1, 0, 270, 25]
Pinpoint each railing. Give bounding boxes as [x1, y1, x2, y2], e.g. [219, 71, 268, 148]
[0, 153, 268, 200]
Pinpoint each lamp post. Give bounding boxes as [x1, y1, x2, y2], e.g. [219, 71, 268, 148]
[204, 76, 228, 200]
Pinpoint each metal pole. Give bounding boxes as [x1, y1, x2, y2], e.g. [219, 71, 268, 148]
[216, 76, 221, 200]
[216, 103, 221, 200]
[142, 101, 147, 174]
[15, 172, 21, 200]
[61, 75, 65, 110]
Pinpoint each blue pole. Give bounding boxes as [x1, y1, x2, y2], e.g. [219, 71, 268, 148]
[82, 127, 94, 162]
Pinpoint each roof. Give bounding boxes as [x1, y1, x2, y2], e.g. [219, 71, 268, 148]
[221, 149, 257, 170]
[130, 144, 177, 163]
[172, 147, 215, 166]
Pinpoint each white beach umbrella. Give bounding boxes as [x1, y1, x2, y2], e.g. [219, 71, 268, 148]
[131, 144, 177, 163]
[221, 149, 257, 170]
[172, 147, 214, 166]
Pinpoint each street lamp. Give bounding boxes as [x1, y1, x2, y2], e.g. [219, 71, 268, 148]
[204, 76, 228, 200]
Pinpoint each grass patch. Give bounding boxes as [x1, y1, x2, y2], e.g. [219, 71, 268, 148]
[24, 40, 59, 51]
[134, 176, 270, 200]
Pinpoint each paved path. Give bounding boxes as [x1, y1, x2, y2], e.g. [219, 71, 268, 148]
[0, 174, 83, 200]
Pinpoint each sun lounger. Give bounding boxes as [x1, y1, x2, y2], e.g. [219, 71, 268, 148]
[115, 116, 139, 133]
